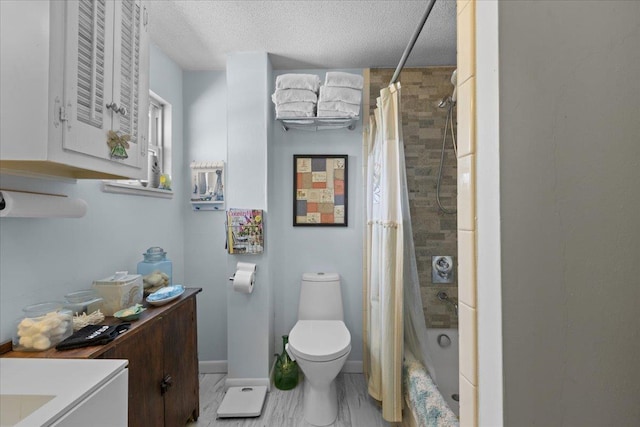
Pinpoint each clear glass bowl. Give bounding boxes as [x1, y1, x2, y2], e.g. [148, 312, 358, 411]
[65, 290, 99, 303]
[64, 290, 103, 315]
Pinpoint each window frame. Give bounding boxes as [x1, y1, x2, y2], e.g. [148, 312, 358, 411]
[102, 90, 173, 198]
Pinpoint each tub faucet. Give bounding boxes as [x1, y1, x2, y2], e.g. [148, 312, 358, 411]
[437, 291, 458, 315]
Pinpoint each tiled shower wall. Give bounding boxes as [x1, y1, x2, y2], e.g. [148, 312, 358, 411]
[368, 67, 458, 329]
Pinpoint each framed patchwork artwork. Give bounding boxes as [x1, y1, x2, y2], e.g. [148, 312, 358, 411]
[293, 155, 348, 227]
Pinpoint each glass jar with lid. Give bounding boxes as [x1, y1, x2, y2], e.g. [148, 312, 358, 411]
[13, 302, 73, 351]
[137, 247, 172, 292]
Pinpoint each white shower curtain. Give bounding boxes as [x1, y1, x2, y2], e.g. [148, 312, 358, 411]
[363, 83, 435, 423]
[364, 83, 404, 422]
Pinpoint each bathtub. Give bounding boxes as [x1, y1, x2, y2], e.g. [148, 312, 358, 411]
[402, 328, 459, 427]
[426, 328, 459, 416]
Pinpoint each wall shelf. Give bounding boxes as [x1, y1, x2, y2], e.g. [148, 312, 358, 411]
[102, 181, 174, 199]
[190, 161, 225, 211]
[277, 117, 359, 132]
[190, 200, 224, 211]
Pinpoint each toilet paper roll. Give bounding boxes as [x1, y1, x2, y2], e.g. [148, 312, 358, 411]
[236, 262, 256, 272]
[233, 269, 255, 294]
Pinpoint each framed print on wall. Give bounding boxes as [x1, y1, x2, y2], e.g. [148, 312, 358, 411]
[293, 154, 348, 227]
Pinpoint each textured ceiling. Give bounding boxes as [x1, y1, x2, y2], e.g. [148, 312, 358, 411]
[146, 0, 457, 70]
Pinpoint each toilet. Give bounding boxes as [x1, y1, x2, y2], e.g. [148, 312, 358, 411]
[286, 272, 351, 426]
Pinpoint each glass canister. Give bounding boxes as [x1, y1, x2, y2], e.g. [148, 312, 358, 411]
[274, 335, 299, 390]
[137, 247, 172, 291]
[13, 302, 73, 351]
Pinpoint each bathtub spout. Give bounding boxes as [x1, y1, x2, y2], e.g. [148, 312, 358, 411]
[437, 291, 458, 315]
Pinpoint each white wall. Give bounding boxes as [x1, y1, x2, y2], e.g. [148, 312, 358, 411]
[475, 0, 503, 424]
[0, 43, 185, 343]
[497, 1, 640, 425]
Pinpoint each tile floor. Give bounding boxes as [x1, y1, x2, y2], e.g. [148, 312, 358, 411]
[187, 373, 390, 427]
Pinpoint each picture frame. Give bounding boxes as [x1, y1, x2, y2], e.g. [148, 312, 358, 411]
[293, 154, 348, 227]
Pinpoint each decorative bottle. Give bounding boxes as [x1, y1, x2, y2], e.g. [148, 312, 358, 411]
[274, 335, 298, 390]
[214, 169, 224, 201]
[149, 155, 161, 188]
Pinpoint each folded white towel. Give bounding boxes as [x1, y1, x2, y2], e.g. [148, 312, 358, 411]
[324, 71, 364, 89]
[275, 74, 321, 92]
[317, 110, 356, 118]
[319, 86, 362, 105]
[317, 101, 360, 116]
[276, 110, 315, 118]
[275, 102, 316, 114]
[271, 89, 318, 105]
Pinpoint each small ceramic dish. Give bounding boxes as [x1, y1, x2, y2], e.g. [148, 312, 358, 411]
[146, 285, 185, 306]
[113, 304, 146, 321]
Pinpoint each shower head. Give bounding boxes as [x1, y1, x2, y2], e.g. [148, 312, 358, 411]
[437, 70, 458, 109]
[438, 96, 450, 108]
[451, 69, 458, 103]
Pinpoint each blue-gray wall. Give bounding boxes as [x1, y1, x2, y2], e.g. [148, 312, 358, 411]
[1, 46, 364, 371]
[225, 52, 273, 383]
[183, 70, 229, 363]
[270, 69, 364, 364]
[182, 67, 364, 366]
[0, 43, 185, 343]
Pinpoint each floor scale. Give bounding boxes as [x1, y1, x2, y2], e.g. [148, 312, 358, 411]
[216, 385, 268, 419]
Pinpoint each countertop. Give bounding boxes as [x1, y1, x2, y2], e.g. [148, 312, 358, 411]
[2, 288, 202, 359]
[0, 358, 127, 426]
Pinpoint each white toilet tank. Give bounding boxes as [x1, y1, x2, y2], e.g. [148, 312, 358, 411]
[298, 273, 343, 321]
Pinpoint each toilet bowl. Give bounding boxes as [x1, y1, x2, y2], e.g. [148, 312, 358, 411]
[287, 273, 351, 426]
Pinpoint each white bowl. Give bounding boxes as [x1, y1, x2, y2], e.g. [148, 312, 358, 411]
[146, 285, 185, 306]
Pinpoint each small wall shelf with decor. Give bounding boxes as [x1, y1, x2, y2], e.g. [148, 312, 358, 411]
[190, 161, 225, 211]
[277, 117, 359, 132]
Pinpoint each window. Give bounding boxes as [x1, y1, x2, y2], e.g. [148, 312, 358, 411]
[148, 94, 165, 179]
[102, 90, 173, 198]
[147, 91, 173, 188]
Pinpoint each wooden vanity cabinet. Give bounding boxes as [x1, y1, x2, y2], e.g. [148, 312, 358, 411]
[2, 288, 201, 427]
[100, 319, 164, 426]
[101, 295, 200, 426]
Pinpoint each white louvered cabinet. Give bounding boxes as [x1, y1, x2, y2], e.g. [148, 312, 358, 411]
[0, 0, 149, 180]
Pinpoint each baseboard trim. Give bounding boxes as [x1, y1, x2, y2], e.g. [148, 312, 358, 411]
[199, 359, 361, 375]
[342, 360, 363, 373]
[269, 357, 276, 388]
[199, 360, 228, 374]
[225, 377, 271, 390]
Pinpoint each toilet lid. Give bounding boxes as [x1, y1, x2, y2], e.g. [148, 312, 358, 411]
[289, 320, 351, 362]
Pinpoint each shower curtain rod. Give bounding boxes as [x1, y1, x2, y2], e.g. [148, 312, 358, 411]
[389, 0, 437, 85]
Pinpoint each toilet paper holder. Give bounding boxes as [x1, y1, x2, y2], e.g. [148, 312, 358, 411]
[228, 263, 257, 281]
[229, 262, 257, 294]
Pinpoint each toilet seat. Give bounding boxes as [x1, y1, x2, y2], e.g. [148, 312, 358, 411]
[288, 320, 351, 362]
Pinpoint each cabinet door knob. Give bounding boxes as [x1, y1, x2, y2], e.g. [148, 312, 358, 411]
[106, 102, 128, 117]
[160, 374, 173, 395]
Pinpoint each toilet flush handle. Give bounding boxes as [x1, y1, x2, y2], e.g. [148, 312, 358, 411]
[285, 343, 296, 362]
